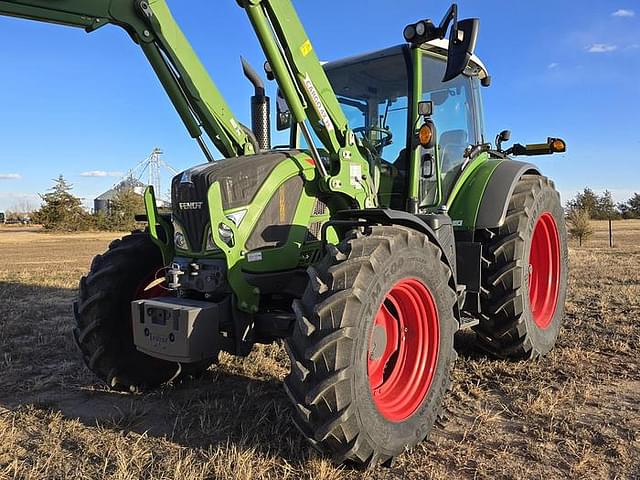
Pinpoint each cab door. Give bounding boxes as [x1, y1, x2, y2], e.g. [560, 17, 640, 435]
[420, 54, 483, 208]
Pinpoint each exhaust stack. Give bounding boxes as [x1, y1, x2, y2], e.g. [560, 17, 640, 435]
[241, 56, 271, 151]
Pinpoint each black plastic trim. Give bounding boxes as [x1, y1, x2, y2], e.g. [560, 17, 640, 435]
[333, 208, 456, 270]
[475, 160, 540, 229]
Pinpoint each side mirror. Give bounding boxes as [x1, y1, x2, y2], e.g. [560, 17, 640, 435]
[263, 61, 275, 81]
[443, 18, 480, 82]
[276, 91, 291, 131]
[495, 129, 511, 152]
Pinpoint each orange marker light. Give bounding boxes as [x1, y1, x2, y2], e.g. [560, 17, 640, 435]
[550, 138, 566, 153]
[418, 124, 434, 147]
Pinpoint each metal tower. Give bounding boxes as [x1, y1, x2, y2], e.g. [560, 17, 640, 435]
[121, 148, 178, 202]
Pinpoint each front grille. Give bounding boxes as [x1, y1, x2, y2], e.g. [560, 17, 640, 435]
[312, 198, 328, 216]
[306, 221, 322, 242]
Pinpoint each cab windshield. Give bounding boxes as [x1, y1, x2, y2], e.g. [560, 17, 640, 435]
[319, 48, 483, 207]
[326, 49, 409, 169]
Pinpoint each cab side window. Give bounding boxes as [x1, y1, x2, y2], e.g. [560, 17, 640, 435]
[421, 55, 478, 206]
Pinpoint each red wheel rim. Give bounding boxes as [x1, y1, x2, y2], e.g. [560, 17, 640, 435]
[367, 278, 439, 422]
[528, 212, 561, 329]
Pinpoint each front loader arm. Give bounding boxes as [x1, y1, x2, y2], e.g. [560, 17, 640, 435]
[240, 0, 348, 155]
[0, 0, 257, 159]
[238, 0, 376, 208]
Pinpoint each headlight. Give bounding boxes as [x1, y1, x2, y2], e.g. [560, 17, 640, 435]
[205, 223, 234, 250]
[218, 223, 234, 247]
[205, 210, 246, 251]
[175, 232, 187, 249]
[173, 220, 189, 251]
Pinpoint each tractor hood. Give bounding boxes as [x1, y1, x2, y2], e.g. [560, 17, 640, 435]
[171, 151, 297, 252]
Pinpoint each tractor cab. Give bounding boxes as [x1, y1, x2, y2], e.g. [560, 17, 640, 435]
[281, 41, 490, 211]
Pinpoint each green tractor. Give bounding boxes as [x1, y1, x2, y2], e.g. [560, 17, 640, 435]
[2, 0, 568, 467]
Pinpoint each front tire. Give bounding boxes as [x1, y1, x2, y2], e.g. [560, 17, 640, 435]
[475, 175, 569, 359]
[73, 232, 214, 391]
[284, 226, 457, 467]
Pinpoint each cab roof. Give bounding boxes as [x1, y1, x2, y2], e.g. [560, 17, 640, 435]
[324, 41, 489, 81]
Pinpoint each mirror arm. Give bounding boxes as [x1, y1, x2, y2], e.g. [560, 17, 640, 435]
[508, 137, 567, 156]
[438, 4, 458, 39]
[505, 144, 522, 156]
[506, 143, 554, 157]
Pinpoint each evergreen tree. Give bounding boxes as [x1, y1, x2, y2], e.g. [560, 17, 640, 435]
[596, 190, 618, 219]
[107, 185, 145, 231]
[566, 188, 599, 216]
[35, 175, 90, 230]
[567, 188, 626, 220]
[627, 193, 640, 218]
[617, 202, 633, 219]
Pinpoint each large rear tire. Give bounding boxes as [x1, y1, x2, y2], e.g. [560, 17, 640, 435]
[284, 226, 457, 467]
[73, 232, 215, 391]
[475, 175, 568, 359]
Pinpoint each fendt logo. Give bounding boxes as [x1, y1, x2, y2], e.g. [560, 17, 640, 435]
[179, 202, 204, 210]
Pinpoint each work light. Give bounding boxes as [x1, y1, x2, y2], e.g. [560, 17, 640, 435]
[403, 24, 416, 43]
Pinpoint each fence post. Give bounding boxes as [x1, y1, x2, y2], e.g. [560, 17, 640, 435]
[609, 218, 613, 248]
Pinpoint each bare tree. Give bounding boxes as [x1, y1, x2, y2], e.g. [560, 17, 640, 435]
[11, 199, 37, 214]
[7, 199, 37, 221]
[567, 208, 593, 247]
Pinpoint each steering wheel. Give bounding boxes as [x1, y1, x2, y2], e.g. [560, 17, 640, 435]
[353, 126, 393, 153]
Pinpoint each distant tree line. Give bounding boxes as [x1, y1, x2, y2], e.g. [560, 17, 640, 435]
[565, 188, 639, 246]
[19, 177, 640, 245]
[566, 188, 640, 220]
[31, 175, 145, 232]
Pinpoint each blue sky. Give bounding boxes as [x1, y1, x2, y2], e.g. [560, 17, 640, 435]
[0, 0, 638, 211]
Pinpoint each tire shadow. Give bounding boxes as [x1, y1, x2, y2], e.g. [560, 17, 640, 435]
[453, 329, 493, 360]
[0, 281, 310, 465]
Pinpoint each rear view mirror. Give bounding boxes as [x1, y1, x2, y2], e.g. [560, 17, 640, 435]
[276, 90, 291, 131]
[443, 18, 479, 82]
[277, 110, 291, 131]
[495, 129, 511, 152]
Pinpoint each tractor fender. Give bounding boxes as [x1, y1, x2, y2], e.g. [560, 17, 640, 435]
[475, 160, 540, 229]
[332, 208, 457, 276]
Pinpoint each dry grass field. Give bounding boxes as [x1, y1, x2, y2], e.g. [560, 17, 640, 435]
[0, 221, 639, 479]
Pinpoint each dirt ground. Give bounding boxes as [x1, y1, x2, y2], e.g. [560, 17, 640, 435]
[0, 221, 639, 479]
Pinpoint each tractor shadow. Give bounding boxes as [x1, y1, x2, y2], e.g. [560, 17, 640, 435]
[0, 279, 491, 465]
[453, 329, 494, 360]
[0, 281, 310, 464]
